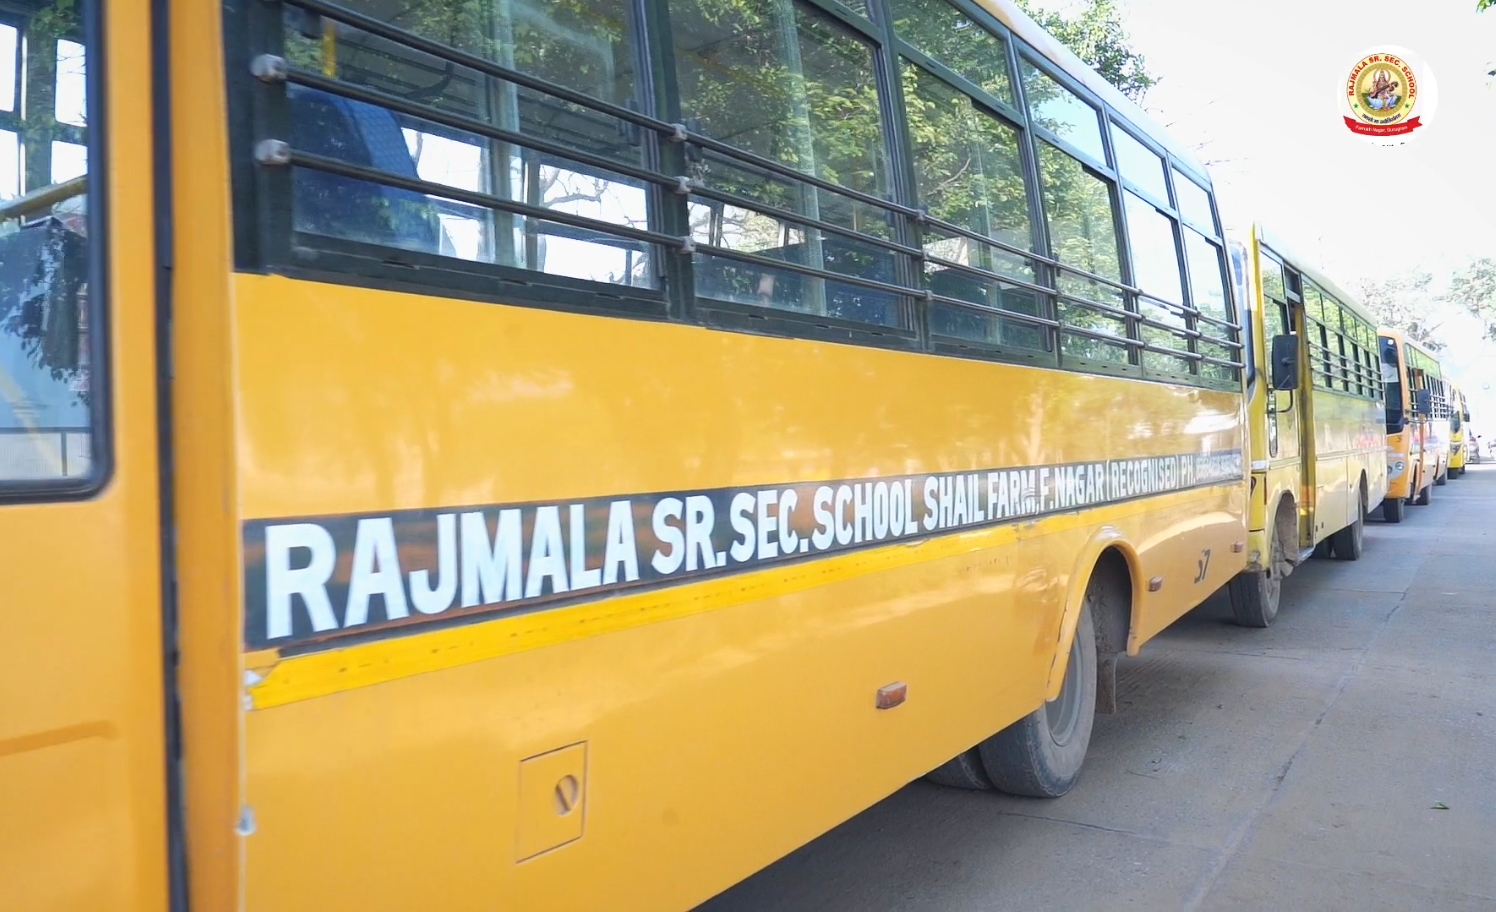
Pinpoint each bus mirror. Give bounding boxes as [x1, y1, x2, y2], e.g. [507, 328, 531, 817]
[1270, 334, 1299, 391]
[1414, 389, 1433, 415]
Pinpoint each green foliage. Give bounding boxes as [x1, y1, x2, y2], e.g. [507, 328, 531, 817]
[1352, 271, 1447, 352]
[1014, 0, 1156, 102]
[1445, 258, 1496, 342]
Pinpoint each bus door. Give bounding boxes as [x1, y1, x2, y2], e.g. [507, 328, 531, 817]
[1408, 367, 1429, 490]
[0, 0, 171, 909]
[1262, 260, 1301, 469]
[1283, 270, 1315, 549]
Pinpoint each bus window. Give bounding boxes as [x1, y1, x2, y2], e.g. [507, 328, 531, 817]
[1020, 59, 1105, 164]
[1381, 337, 1404, 430]
[0, 0, 99, 488]
[889, 0, 1013, 104]
[1227, 239, 1254, 384]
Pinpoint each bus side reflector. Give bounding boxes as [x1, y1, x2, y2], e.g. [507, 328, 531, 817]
[875, 682, 907, 710]
[1148, 577, 1164, 592]
[1232, 541, 1245, 553]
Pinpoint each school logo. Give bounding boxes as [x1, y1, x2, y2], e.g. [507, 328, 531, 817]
[1341, 47, 1437, 145]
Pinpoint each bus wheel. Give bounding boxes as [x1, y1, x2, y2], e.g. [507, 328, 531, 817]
[1416, 482, 1433, 506]
[978, 597, 1099, 798]
[1311, 538, 1334, 559]
[1331, 499, 1365, 561]
[1435, 467, 1449, 486]
[1382, 497, 1405, 523]
[1226, 526, 1286, 624]
[925, 748, 993, 790]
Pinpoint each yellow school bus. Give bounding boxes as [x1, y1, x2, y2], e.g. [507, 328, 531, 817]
[1448, 384, 1469, 477]
[0, 0, 1249, 909]
[1378, 330, 1446, 520]
[1222, 225, 1386, 626]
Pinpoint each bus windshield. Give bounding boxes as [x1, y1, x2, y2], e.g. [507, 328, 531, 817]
[1380, 336, 1403, 431]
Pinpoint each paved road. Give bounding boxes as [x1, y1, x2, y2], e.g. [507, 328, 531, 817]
[700, 465, 1496, 911]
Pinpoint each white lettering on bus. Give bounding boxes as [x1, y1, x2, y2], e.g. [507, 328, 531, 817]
[461, 509, 522, 607]
[345, 517, 409, 628]
[265, 522, 339, 639]
[650, 497, 685, 575]
[252, 450, 1248, 644]
[410, 513, 457, 615]
[525, 506, 569, 598]
[603, 500, 640, 584]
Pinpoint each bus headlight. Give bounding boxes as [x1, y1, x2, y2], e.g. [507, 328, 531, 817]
[1388, 460, 1406, 479]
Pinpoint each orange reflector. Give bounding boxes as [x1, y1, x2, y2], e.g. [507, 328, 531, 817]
[875, 682, 907, 710]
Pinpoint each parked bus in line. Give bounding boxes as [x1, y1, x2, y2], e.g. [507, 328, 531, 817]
[1222, 225, 1387, 626]
[1448, 384, 1470, 478]
[1379, 330, 1445, 520]
[0, 0, 1252, 909]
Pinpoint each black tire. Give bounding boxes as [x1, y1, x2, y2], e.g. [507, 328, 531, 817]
[1416, 480, 1432, 505]
[1331, 498, 1365, 561]
[926, 748, 993, 790]
[1312, 537, 1334, 559]
[978, 599, 1099, 798]
[1382, 496, 1405, 523]
[1435, 467, 1449, 486]
[1228, 524, 1282, 628]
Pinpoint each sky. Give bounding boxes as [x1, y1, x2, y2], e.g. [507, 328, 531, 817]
[1031, 0, 1496, 418]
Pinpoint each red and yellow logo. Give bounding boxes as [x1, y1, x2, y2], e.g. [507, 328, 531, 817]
[1341, 46, 1436, 144]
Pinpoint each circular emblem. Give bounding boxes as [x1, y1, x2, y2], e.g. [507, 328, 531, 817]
[1340, 46, 1436, 145]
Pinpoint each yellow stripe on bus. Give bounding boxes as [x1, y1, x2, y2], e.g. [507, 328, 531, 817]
[244, 485, 1222, 710]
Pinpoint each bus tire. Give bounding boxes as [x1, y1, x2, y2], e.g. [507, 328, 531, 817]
[1416, 481, 1432, 506]
[1382, 497, 1405, 523]
[1228, 505, 1287, 627]
[1311, 538, 1333, 559]
[925, 748, 993, 790]
[978, 597, 1099, 798]
[1435, 467, 1449, 486]
[1331, 499, 1365, 561]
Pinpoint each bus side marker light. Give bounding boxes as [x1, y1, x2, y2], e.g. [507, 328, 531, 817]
[875, 682, 907, 710]
[1232, 541, 1245, 553]
[1148, 577, 1163, 592]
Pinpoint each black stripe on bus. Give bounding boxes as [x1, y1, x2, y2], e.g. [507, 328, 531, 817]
[244, 450, 1244, 653]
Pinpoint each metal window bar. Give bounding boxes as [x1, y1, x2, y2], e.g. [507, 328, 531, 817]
[264, 0, 1244, 370]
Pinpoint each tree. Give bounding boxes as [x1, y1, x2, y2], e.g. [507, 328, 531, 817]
[1014, 0, 1156, 102]
[1445, 258, 1496, 342]
[1352, 271, 1448, 352]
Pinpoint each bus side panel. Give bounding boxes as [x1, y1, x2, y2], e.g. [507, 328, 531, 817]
[230, 275, 1245, 911]
[240, 490, 1239, 912]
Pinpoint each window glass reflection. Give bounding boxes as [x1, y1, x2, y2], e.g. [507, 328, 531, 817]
[0, 1, 94, 483]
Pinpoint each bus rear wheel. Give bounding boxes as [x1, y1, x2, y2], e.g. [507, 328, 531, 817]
[1382, 497, 1405, 522]
[1331, 499, 1365, 561]
[978, 597, 1099, 798]
[925, 748, 993, 790]
[1416, 481, 1433, 506]
[1228, 525, 1283, 628]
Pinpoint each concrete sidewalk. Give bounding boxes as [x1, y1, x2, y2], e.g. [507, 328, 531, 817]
[700, 466, 1496, 911]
